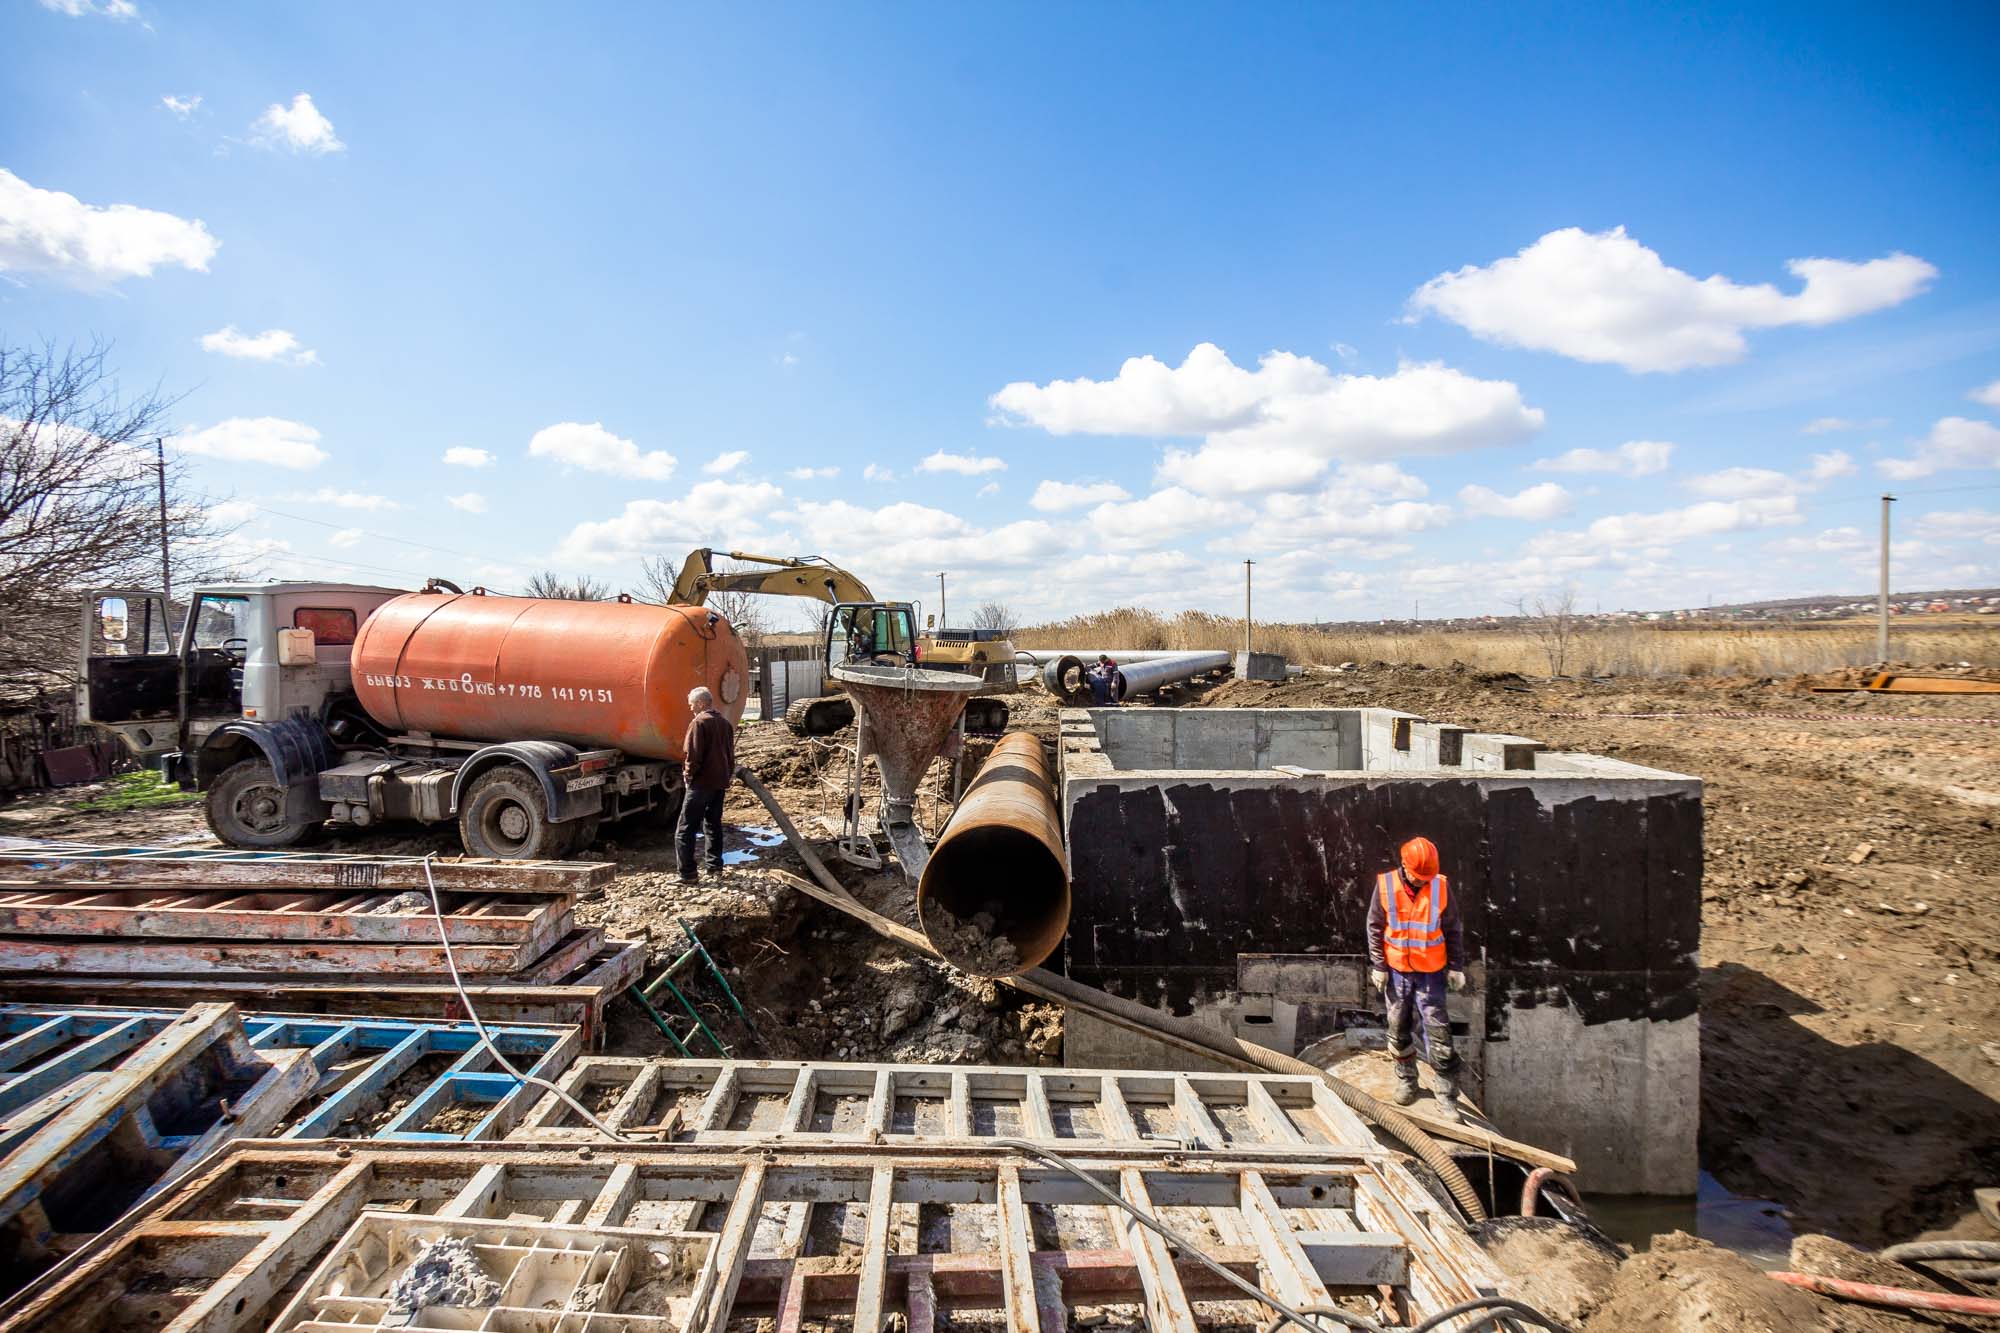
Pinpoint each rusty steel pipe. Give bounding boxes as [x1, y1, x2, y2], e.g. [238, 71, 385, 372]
[917, 732, 1069, 977]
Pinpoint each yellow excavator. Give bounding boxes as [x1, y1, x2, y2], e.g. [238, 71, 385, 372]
[664, 549, 1018, 735]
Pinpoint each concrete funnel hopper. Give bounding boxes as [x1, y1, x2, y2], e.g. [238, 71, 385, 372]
[831, 663, 983, 803]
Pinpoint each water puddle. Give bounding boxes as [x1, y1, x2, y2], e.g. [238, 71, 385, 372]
[1584, 1171, 1795, 1269]
[721, 825, 788, 866]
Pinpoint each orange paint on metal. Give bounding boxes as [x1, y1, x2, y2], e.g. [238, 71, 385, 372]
[351, 592, 748, 761]
[918, 732, 1070, 977]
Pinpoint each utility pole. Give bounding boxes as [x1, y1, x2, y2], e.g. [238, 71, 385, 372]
[935, 572, 947, 629]
[154, 438, 172, 604]
[1877, 493, 1895, 663]
[1243, 560, 1254, 656]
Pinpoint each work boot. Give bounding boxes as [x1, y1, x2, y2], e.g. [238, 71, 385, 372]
[1391, 1067, 1420, 1106]
[1433, 1072, 1463, 1123]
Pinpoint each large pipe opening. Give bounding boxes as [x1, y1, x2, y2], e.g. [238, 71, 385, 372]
[917, 734, 1071, 977]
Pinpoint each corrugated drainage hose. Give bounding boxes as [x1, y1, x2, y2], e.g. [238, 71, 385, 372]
[1876, 1239, 2000, 1285]
[738, 766, 1492, 1224]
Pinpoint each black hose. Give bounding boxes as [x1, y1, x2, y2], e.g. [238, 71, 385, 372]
[1410, 1296, 1577, 1331]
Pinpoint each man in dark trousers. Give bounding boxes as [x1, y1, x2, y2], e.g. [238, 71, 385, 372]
[1366, 836, 1470, 1119]
[677, 685, 736, 883]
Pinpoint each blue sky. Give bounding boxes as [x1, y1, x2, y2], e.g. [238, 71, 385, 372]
[5, 2, 1999, 623]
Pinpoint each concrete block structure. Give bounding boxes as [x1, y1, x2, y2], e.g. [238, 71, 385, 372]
[1056, 706, 1702, 1194]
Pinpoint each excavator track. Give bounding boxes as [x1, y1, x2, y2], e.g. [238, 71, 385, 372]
[784, 695, 854, 736]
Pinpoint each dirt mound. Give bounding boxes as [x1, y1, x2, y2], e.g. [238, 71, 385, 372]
[1582, 1232, 1821, 1332]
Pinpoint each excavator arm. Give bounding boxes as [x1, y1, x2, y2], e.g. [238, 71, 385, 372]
[664, 549, 877, 607]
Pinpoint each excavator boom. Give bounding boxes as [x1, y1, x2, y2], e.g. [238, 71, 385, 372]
[666, 549, 877, 607]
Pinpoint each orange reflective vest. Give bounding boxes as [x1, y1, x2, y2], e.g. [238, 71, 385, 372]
[1377, 870, 1449, 973]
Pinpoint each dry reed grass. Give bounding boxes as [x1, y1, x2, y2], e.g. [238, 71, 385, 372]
[1017, 607, 2000, 677]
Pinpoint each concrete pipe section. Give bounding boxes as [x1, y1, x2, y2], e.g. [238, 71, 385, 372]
[917, 732, 1070, 977]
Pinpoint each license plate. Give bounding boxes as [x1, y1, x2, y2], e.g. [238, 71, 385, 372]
[565, 774, 607, 792]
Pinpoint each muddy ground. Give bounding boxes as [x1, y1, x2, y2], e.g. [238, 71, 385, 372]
[6, 662, 1998, 1329]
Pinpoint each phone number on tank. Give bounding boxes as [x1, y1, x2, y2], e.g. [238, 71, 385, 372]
[362, 672, 615, 703]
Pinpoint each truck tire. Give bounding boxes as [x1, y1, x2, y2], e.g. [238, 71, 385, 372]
[459, 765, 571, 860]
[205, 759, 324, 849]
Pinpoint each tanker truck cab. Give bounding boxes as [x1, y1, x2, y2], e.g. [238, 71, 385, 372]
[83, 581, 743, 859]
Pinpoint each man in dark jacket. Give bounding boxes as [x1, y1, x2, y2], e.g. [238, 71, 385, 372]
[1365, 835, 1469, 1119]
[677, 686, 736, 882]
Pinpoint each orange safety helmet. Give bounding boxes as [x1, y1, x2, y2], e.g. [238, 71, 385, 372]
[1399, 836, 1440, 883]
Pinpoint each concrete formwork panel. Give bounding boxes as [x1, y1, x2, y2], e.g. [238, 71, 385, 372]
[1057, 706, 1702, 1194]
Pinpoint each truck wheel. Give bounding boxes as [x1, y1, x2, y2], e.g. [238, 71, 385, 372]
[459, 765, 570, 860]
[205, 759, 323, 848]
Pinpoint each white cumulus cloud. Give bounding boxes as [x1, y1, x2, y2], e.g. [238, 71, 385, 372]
[1807, 449, 1857, 482]
[528, 422, 676, 481]
[161, 94, 201, 118]
[1532, 496, 1804, 554]
[703, 450, 750, 475]
[447, 492, 487, 513]
[787, 465, 839, 481]
[199, 326, 317, 365]
[282, 488, 395, 511]
[555, 480, 785, 563]
[918, 449, 1007, 476]
[862, 463, 894, 482]
[250, 93, 345, 155]
[174, 418, 326, 469]
[1970, 379, 2000, 409]
[327, 528, 363, 549]
[1459, 481, 1573, 520]
[1030, 479, 1130, 512]
[1409, 226, 1936, 372]
[0, 167, 218, 286]
[992, 344, 1542, 497]
[1915, 510, 1999, 543]
[1878, 417, 2000, 480]
[40, 0, 138, 18]
[1802, 416, 1886, 435]
[1532, 441, 1675, 477]
[442, 446, 494, 468]
[1087, 488, 1249, 546]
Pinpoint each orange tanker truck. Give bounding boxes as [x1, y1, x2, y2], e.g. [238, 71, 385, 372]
[77, 579, 748, 858]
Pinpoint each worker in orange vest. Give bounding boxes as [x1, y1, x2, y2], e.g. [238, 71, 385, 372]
[1366, 836, 1469, 1119]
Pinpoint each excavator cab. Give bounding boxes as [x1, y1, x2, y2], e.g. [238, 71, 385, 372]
[829, 602, 917, 665]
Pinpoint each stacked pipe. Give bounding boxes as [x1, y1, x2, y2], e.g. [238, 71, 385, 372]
[1039, 650, 1233, 703]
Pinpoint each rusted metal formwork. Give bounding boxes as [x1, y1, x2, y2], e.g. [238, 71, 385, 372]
[0, 883, 574, 947]
[0, 937, 644, 1043]
[2, 1133, 1501, 1331]
[0, 843, 611, 897]
[0, 1003, 581, 1304]
[509, 1057, 1409, 1156]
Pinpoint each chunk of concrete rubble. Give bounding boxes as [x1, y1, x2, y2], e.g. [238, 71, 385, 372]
[387, 1237, 501, 1320]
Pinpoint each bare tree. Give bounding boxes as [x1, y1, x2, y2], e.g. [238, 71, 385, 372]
[971, 601, 1019, 637]
[524, 571, 610, 601]
[637, 554, 767, 650]
[1513, 587, 1582, 677]
[0, 341, 227, 678]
